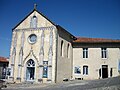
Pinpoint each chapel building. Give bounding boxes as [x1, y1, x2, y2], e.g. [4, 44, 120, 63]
[8, 6, 120, 83]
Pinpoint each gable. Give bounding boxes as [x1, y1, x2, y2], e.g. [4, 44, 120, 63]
[13, 9, 55, 30]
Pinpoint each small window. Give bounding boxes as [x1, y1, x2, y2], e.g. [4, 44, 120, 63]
[43, 61, 48, 65]
[83, 48, 88, 58]
[43, 61, 48, 78]
[83, 66, 88, 75]
[43, 66, 48, 78]
[61, 40, 64, 57]
[2, 67, 6, 79]
[118, 60, 120, 72]
[101, 48, 107, 58]
[110, 68, 113, 77]
[30, 15, 37, 28]
[27, 59, 35, 67]
[7, 68, 11, 76]
[67, 44, 70, 58]
[28, 34, 37, 44]
[74, 66, 81, 74]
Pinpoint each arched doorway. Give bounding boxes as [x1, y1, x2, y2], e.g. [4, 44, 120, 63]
[26, 59, 35, 81]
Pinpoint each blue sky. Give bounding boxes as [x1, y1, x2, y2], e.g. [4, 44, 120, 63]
[0, 0, 120, 57]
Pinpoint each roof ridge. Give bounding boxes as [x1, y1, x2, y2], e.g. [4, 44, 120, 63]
[76, 37, 120, 40]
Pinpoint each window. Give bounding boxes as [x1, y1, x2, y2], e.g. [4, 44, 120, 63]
[30, 15, 37, 28]
[83, 48, 88, 58]
[83, 66, 88, 75]
[2, 64, 7, 79]
[61, 40, 64, 57]
[43, 66, 48, 78]
[28, 34, 37, 44]
[67, 44, 70, 58]
[43, 61, 48, 65]
[110, 68, 113, 77]
[101, 48, 107, 58]
[43, 61, 48, 78]
[118, 60, 120, 72]
[74, 66, 81, 74]
[27, 59, 35, 67]
[7, 68, 11, 76]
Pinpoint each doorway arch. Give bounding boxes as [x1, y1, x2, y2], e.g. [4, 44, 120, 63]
[26, 59, 35, 81]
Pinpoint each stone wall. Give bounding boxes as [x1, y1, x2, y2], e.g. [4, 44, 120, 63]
[55, 26, 73, 82]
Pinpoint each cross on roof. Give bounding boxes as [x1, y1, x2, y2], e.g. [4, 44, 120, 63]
[34, 4, 37, 10]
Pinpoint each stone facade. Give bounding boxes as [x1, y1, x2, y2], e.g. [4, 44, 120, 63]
[8, 10, 57, 83]
[8, 8, 120, 83]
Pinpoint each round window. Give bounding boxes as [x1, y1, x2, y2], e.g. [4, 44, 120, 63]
[28, 34, 37, 44]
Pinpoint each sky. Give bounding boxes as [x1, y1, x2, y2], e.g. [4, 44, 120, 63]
[0, 0, 120, 57]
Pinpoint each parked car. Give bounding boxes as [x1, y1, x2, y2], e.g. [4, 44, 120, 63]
[0, 80, 7, 89]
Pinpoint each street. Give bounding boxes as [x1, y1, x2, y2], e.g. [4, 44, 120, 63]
[3, 76, 120, 90]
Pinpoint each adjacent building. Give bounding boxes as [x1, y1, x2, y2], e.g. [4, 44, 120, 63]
[8, 6, 120, 83]
[73, 38, 120, 80]
[0, 57, 9, 79]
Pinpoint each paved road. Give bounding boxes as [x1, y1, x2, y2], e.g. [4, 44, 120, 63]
[3, 76, 120, 90]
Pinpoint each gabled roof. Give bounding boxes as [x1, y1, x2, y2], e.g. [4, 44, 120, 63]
[73, 37, 120, 43]
[12, 8, 76, 39]
[0, 56, 9, 63]
[12, 9, 56, 30]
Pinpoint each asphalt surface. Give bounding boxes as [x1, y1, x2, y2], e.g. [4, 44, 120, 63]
[2, 76, 120, 90]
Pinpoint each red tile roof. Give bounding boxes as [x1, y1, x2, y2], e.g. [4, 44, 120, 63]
[73, 37, 120, 43]
[0, 57, 9, 63]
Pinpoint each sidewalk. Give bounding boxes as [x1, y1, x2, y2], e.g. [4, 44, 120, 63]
[6, 80, 86, 89]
